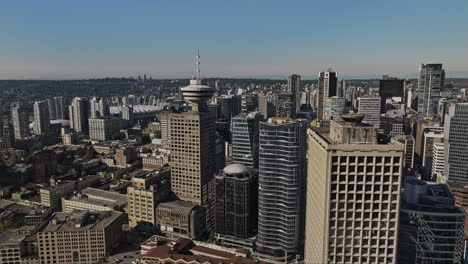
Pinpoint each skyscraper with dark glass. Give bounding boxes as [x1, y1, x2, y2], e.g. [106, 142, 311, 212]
[231, 111, 261, 169]
[317, 70, 338, 121]
[215, 164, 257, 249]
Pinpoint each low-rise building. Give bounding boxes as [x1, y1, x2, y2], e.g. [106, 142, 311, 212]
[62, 187, 127, 213]
[37, 210, 125, 264]
[39, 181, 75, 209]
[140, 236, 270, 264]
[157, 200, 204, 240]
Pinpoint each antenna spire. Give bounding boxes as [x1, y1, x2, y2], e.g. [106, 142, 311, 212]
[196, 49, 200, 80]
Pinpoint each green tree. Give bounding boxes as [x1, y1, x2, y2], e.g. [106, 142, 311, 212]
[0, 219, 14, 232]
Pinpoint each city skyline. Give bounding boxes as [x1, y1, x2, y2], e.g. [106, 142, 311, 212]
[1, 0, 468, 79]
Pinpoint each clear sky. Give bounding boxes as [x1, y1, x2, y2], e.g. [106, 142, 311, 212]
[1, 0, 467, 79]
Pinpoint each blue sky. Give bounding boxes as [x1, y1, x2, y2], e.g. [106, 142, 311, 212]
[0, 0, 467, 79]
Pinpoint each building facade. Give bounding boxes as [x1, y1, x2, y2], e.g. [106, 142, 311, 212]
[417, 63, 445, 119]
[444, 103, 468, 184]
[215, 164, 257, 249]
[255, 118, 308, 262]
[10, 102, 30, 139]
[317, 70, 338, 121]
[231, 112, 261, 169]
[305, 114, 404, 264]
[69, 97, 89, 133]
[33, 101, 50, 135]
[358, 97, 381, 127]
[37, 211, 124, 264]
[398, 179, 465, 264]
[88, 117, 121, 141]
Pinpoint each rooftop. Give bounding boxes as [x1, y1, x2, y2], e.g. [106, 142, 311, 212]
[223, 164, 250, 175]
[40, 210, 122, 233]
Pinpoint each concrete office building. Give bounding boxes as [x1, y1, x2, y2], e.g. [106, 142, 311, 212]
[417, 63, 445, 119]
[231, 111, 261, 169]
[37, 211, 125, 264]
[157, 111, 172, 147]
[317, 69, 338, 121]
[215, 164, 257, 249]
[305, 114, 404, 264]
[274, 93, 294, 118]
[157, 200, 204, 239]
[33, 101, 50, 135]
[40, 181, 75, 210]
[258, 93, 274, 120]
[88, 117, 121, 141]
[255, 118, 308, 262]
[69, 97, 89, 133]
[170, 56, 216, 232]
[10, 102, 30, 139]
[324, 96, 346, 121]
[358, 97, 381, 127]
[398, 179, 465, 264]
[127, 167, 171, 228]
[444, 103, 468, 184]
[62, 187, 127, 213]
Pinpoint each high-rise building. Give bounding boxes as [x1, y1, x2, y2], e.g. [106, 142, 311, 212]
[33, 101, 50, 135]
[69, 97, 89, 133]
[324, 96, 346, 121]
[157, 111, 172, 147]
[288, 74, 301, 116]
[0, 123, 14, 150]
[256, 118, 308, 262]
[258, 94, 274, 120]
[305, 114, 404, 264]
[398, 179, 465, 264]
[88, 117, 121, 141]
[215, 164, 257, 249]
[170, 54, 216, 232]
[90, 97, 110, 118]
[10, 102, 30, 139]
[47, 98, 56, 120]
[444, 103, 468, 183]
[54, 96, 65, 120]
[417, 63, 445, 119]
[221, 95, 242, 120]
[274, 93, 294, 118]
[317, 69, 338, 121]
[231, 111, 261, 169]
[379, 76, 404, 113]
[358, 96, 381, 127]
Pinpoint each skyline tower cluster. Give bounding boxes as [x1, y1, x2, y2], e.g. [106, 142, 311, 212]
[1, 54, 468, 264]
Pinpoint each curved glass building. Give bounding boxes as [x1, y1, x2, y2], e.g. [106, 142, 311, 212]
[255, 118, 308, 262]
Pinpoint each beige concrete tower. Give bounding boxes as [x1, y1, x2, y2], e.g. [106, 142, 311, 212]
[170, 52, 216, 228]
[304, 114, 404, 264]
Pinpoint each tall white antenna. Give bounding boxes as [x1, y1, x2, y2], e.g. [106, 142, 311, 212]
[196, 49, 200, 80]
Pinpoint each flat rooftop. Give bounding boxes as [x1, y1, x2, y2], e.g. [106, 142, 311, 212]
[40, 210, 122, 233]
